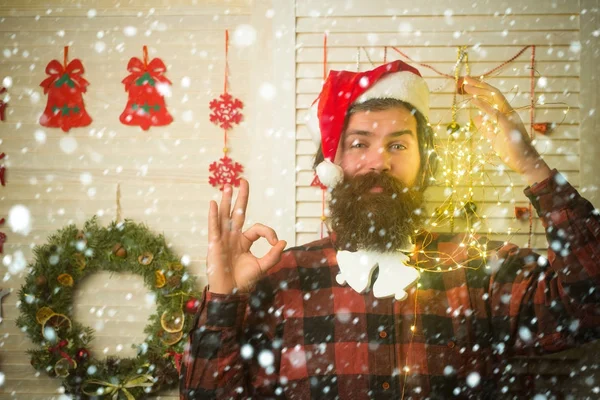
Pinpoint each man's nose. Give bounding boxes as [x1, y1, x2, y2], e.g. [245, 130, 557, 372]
[367, 147, 391, 173]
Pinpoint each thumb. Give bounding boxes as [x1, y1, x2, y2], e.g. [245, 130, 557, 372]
[257, 240, 287, 273]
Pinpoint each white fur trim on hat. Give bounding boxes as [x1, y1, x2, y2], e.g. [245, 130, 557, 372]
[305, 71, 430, 150]
[355, 71, 430, 119]
[316, 159, 343, 188]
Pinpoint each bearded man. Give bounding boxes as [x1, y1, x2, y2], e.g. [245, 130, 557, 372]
[180, 61, 600, 399]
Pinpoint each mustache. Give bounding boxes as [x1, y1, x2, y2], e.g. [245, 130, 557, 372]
[333, 172, 409, 197]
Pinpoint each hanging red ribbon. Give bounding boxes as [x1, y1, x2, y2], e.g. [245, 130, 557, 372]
[48, 339, 76, 366]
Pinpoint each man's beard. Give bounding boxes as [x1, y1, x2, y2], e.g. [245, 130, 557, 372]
[329, 172, 426, 253]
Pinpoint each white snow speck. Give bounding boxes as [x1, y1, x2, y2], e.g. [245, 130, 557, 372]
[181, 76, 191, 88]
[240, 344, 254, 360]
[0, 372, 4, 387]
[5, 250, 26, 274]
[43, 326, 57, 342]
[259, 82, 276, 100]
[34, 129, 46, 144]
[359, 76, 369, 88]
[537, 77, 548, 88]
[59, 136, 78, 154]
[94, 41, 106, 53]
[466, 372, 481, 388]
[518, 326, 533, 343]
[258, 349, 274, 368]
[80, 172, 93, 185]
[87, 9, 97, 18]
[123, 26, 137, 37]
[182, 110, 193, 122]
[8, 205, 32, 235]
[232, 24, 257, 47]
[156, 82, 171, 97]
[181, 254, 191, 266]
[2, 76, 12, 88]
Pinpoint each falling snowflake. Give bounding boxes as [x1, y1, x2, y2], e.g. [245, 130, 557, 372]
[209, 156, 244, 190]
[209, 93, 244, 130]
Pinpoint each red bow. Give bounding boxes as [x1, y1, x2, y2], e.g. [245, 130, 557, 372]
[532, 122, 552, 135]
[166, 350, 183, 373]
[48, 339, 76, 366]
[40, 59, 89, 94]
[121, 56, 171, 90]
[514, 206, 531, 221]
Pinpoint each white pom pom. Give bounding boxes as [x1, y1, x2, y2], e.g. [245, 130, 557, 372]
[316, 160, 343, 187]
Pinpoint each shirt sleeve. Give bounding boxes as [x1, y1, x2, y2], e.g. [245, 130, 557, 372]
[488, 169, 600, 355]
[179, 275, 285, 399]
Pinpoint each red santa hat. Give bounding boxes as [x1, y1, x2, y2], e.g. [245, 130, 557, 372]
[306, 60, 430, 187]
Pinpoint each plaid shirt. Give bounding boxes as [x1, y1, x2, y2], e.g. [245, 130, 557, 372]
[180, 170, 600, 399]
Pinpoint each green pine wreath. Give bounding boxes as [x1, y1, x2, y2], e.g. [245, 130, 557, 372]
[16, 217, 200, 399]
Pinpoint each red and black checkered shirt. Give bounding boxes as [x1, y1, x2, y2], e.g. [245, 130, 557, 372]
[180, 170, 600, 399]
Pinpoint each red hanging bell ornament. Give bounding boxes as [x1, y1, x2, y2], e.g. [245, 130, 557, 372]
[39, 46, 92, 132]
[119, 46, 173, 131]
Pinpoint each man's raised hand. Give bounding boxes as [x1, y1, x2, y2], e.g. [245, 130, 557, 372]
[206, 179, 287, 294]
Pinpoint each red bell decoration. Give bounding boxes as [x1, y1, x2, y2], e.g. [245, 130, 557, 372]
[39, 47, 92, 132]
[185, 297, 200, 314]
[119, 46, 173, 131]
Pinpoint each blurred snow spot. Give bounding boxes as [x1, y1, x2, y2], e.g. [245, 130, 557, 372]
[80, 172, 92, 185]
[2, 76, 12, 88]
[87, 9, 97, 18]
[182, 110, 193, 122]
[241, 344, 254, 360]
[87, 187, 96, 198]
[8, 205, 32, 235]
[145, 292, 157, 306]
[0, 372, 5, 387]
[258, 349, 274, 368]
[123, 26, 137, 37]
[181, 254, 191, 266]
[537, 77, 548, 88]
[87, 365, 97, 375]
[34, 129, 46, 144]
[569, 41, 581, 53]
[94, 41, 106, 53]
[444, 365, 455, 375]
[259, 82, 276, 100]
[30, 91, 41, 104]
[57, 30, 65, 37]
[232, 24, 257, 47]
[156, 82, 171, 97]
[518, 326, 533, 343]
[43, 326, 57, 342]
[59, 136, 78, 154]
[336, 308, 351, 323]
[359, 76, 369, 88]
[181, 76, 191, 88]
[466, 372, 481, 388]
[6, 250, 26, 274]
[532, 395, 547, 400]
[367, 33, 378, 45]
[398, 23, 412, 32]
[265, 9, 275, 18]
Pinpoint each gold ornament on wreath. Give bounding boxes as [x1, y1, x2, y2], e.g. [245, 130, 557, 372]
[16, 217, 202, 398]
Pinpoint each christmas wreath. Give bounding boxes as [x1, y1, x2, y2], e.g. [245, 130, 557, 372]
[16, 217, 201, 399]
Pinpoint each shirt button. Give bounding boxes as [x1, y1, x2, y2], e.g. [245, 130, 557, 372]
[447, 341, 456, 348]
[379, 331, 388, 338]
[382, 382, 390, 390]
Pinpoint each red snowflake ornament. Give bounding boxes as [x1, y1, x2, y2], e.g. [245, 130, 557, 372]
[209, 156, 244, 190]
[209, 93, 243, 130]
